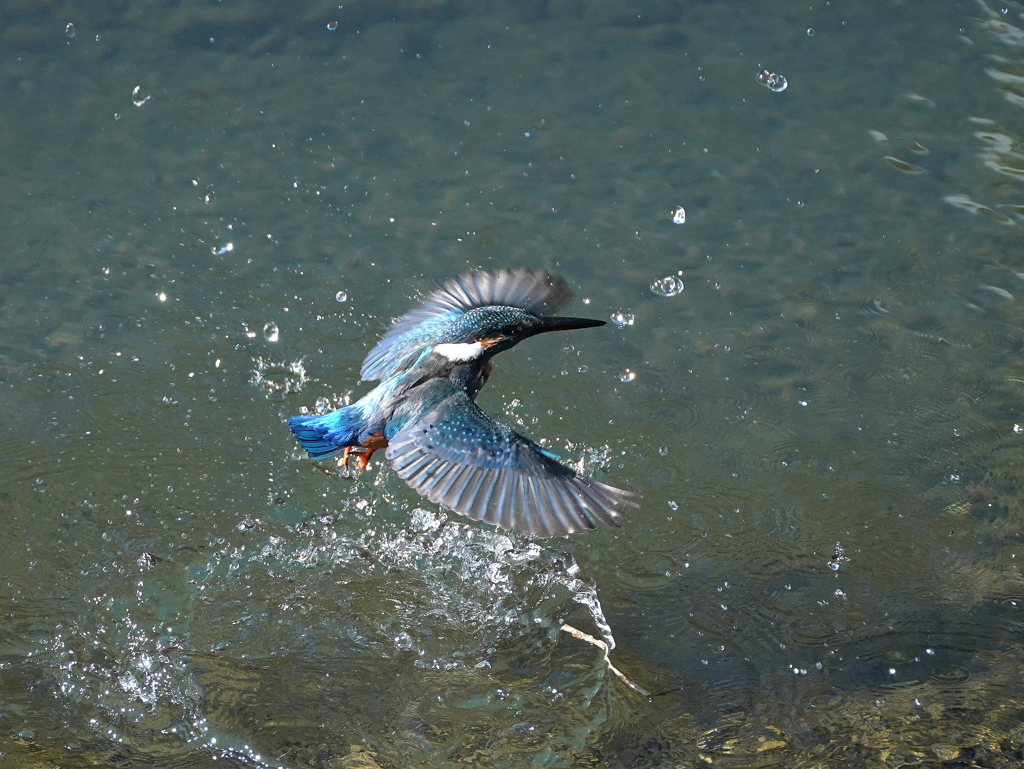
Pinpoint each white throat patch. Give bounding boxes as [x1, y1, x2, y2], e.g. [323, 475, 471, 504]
[433, 341, 485, 363]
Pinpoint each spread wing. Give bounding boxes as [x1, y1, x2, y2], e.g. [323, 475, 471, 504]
[385, 386, 636, 536]
[361, 268, 572, 381]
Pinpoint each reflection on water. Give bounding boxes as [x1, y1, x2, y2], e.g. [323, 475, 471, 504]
[5, 0, 1024, 765]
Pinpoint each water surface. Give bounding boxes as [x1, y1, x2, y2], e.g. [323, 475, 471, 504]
[4, 0, 1024, 766]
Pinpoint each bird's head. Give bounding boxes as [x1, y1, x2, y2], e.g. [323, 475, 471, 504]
[431, 306, 605, 364]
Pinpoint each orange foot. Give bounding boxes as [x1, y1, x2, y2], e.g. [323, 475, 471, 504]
[340, 446, 377, 472]
[340, 434, 388, 474]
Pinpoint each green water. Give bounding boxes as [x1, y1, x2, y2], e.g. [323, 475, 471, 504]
[4, 0, 1024, 766]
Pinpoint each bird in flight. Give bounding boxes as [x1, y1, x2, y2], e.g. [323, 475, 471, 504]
[288, 268, 636, 536]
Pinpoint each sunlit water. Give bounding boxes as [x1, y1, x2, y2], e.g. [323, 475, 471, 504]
[5, 0, 1024, 766]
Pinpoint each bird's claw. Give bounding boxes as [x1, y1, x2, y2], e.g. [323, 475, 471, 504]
[340, 446, 376, 476]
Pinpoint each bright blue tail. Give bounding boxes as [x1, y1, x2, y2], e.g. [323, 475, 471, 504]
[287, 407, 363, 460]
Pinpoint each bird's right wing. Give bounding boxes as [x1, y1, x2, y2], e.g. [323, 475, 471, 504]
[360, 269, 573, 382]
[385, 386, 636, 536]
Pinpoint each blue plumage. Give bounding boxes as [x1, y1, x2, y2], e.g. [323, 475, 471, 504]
[287, 268, 637, 536]
[287, 408, 361, 459]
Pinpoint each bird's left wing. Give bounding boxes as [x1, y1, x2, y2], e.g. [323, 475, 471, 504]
[385, 386, 636, 536]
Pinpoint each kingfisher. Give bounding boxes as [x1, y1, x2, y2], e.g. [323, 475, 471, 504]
[287, 268, 636, 536]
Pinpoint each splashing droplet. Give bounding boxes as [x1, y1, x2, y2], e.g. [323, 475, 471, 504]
[263, 322, 280, 343]
[618, 369, 636, 383]
[65, 23, 76, 38]
[327, 20, 339, 31]
[657, 446, 669, 456]
[756, 69, 788, 92]
[335, 290, 348, 303]
[671, 206, 686, 224]
[131, 86, 151, 107]
[250, 358, 309, 395]
[610, 311, 634, 328]
[650, 275, 684, 297]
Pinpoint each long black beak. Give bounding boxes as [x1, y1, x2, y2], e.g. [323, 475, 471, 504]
[527, 316, 606, 337]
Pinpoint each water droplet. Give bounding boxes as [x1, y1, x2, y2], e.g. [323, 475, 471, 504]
[668, 500, 679, 511]
[806, 27, 815, 36]
[335, 290, 348, 302]
[610, 311, 634, 327]
[619, 369, 636, 383]
[65, 23, 75, 38]
[756, 69, 788, 92]
[263, 322, 280, 343]
[327, 20, 339, 31]
[671, 205, 686, 224]
[250, 357, 309, 395]
[657, 446, 668, 456]
[131, 85, 151, 107]
[651, 275, 684, 297]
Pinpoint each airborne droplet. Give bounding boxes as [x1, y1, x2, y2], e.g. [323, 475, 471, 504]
[610, 311, 634, 327]
[131, 86, 151, 107]
[756, 69, 788, 92]
[335, 290, 348, 303]
[650, 275, 684, 297]
[263, 322, 280, 343]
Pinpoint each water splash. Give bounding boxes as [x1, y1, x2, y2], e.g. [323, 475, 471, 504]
[249, 357, 309, 395]
[610, 311, 635, 328]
